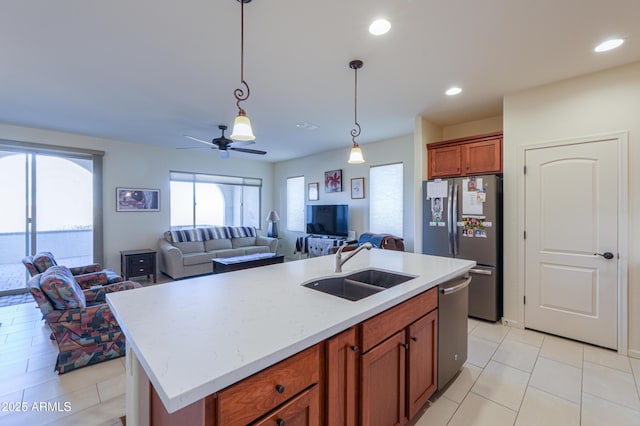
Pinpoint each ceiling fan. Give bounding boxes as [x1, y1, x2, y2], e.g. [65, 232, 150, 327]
[180, 125, 267, 159]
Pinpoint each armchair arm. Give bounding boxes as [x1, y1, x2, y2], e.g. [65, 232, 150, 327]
[69, 263, 102, 275]
[84, 280, 143, 303]
[74, 271, 109, 289]
[256, 235, 278, 253]
[81, 303, 119, 331]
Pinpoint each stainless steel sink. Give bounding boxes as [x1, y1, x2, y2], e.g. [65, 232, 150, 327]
[302, 269, 416, 301]
[344, 269, 415, 289]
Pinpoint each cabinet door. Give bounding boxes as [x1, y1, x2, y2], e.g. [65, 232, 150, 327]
[428, 145, 461, 178]
[462, 138, 502, 175]
[253, 385, 319, 426]
[326, 327, 358, 426]
[406, 309, 438, 420]
[360, 331, 407, 426]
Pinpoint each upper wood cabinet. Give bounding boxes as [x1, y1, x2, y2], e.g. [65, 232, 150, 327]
[428, 132, 503, 179]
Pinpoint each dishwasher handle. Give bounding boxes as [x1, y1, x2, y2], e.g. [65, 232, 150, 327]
[439, 276, 472, 296]
[469, 268, 493, 276]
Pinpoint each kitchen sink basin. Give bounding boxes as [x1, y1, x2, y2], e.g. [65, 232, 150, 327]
[344, 269, 415, 289]
[302, 269, 416, 301]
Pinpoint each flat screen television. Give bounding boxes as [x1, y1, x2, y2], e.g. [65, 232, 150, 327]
[306, 204, 348, 237]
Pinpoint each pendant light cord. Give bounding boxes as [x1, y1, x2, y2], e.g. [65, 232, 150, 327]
[234, 0, 250, 111]
[350, 65, 361, 145]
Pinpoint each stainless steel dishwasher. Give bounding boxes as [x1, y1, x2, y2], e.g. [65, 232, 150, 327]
[438, 273, 471, 390]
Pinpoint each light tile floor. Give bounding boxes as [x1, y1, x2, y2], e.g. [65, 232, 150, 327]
[414, 318, 640, 426]
[1, 302, 640, 425]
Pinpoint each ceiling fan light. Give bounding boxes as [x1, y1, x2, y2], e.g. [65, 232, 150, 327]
[230, 111, 255, 141]
[348, 145, 365, 164]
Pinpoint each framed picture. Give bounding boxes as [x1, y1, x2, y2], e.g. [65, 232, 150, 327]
[351, 177, 365, 199]
[116, 188, 160, 212]
[324, 169, 342, 193]
[308, 182, 319, 201]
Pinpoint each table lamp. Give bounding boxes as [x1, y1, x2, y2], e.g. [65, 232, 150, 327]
[266, 210, 280, 238]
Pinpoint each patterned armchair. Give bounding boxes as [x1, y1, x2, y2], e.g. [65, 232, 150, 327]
[28, 265, 142, 374]
[22, 251, 123, 285]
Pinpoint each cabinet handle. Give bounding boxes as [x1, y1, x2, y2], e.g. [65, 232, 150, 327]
[411, 336, 418, 342]
[139, 259, 144, 263]
[275, 384, 285, 394]
[350, 345, 359, 352]
[401, 343, 409, 349]
[138, 268, 145, 272]
[276, 419, 285, 426]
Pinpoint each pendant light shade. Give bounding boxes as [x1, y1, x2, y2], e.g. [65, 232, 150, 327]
[230, 109, 255, 141]
[347, 60, 365, 164]
[349, 144, 365, 164]
[231, 0, 256, 142]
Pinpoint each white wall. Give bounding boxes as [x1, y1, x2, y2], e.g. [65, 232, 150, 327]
[0, 123, 274, 274]
[274, 134, 415, 256]
[503, 61, 640, 357]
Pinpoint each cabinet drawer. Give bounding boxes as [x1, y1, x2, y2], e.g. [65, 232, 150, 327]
[217, 344, 320, 426]
[128, 254, 153, 266]
[360, 288, 437, 353]
[253, 384, 319, 426]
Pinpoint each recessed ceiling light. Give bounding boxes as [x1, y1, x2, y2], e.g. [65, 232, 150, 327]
[446, 87, 462, 96]
[369, 19, 391, 36]
[594, 38, 624, 52]
[295, 122, 319, 130]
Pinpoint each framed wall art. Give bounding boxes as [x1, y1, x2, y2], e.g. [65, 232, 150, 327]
[308, 182, 319, 201]
[116, 188, 160, 212]
[351, 177, 365, 199]
[324, 169, 342, 193]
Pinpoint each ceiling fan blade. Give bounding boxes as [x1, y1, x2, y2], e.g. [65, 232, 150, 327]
[176, 146, 211, 150]
[230, 147, 267, 155]
[184, 135, 213, 146]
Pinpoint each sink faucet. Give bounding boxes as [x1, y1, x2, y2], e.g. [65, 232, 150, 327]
[334, 242, 373, 273]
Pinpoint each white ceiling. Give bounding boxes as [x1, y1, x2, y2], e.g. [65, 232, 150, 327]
[1, 0, 639, 162]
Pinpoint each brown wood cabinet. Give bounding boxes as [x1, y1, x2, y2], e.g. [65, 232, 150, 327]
[325, 327, 358, 426]
[360, 330, 407, 426]
[427, 131, 503, 179]
[253, 385, 320, 426]
[359, 288, 438, 425]
[406, 309, 438, 419]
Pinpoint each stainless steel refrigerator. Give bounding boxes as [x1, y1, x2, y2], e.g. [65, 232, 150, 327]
[422, 175, 502, 321]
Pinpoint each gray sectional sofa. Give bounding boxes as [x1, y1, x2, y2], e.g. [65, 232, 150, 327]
[158, 226, 278, 279]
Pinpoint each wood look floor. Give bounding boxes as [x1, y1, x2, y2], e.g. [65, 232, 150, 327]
[1, 299, 639, 425]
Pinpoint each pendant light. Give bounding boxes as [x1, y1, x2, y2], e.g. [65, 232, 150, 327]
[230, 0, 256, 141]
[348, 60, 365, 164]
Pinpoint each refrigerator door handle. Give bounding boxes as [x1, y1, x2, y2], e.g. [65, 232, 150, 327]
[440, 276, 472, 295]
[447, 183, 454, 256]
[469, 268, 493, 276]
[452, 183, 459, 257]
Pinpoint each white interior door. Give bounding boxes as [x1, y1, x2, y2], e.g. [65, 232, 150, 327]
[524, 139, 618, 349]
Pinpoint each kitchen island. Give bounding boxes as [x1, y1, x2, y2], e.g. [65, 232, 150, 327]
[106, 249, 474, 425]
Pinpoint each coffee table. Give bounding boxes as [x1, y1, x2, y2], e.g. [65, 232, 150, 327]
[212, 253, 285, 273]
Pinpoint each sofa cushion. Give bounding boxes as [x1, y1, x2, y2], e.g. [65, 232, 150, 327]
[213, 249, 246, 258]
[40, 266, 86, 310]
[245, 246, 270, 255]
[183, 252, 216, 266]
[201, 226, 233, 240]
[229, 226, 257, 238]
[173, 241, 205, 254]
[205, 238, 232, 251]
[232, 237, 257, 248]
[170, 229, 203, 242]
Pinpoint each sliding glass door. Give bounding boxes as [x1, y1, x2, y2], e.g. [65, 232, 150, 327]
[0, 150, 94, 295]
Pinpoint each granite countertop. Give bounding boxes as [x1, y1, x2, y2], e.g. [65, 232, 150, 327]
[106, 250, 475, 413]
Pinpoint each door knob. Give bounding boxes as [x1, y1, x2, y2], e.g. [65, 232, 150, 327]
[594, 252, 615, 260]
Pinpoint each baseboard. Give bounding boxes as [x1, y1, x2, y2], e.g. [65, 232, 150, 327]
[628, 348, 640, 360]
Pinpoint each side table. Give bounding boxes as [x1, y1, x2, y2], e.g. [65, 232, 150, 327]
[121, 249, 157, 283]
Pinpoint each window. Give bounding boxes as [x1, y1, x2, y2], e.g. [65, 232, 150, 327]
[369, 163, 403, 237]
[0, 141, 103, 295]
[286, 176, 305, 232]
[170, 172, 262, 230]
